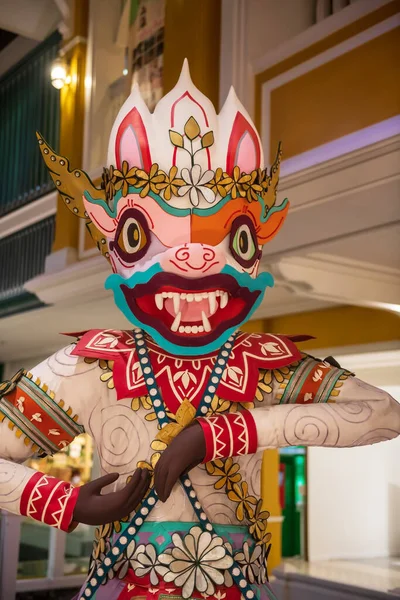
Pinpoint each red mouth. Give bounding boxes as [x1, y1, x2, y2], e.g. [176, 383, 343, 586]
[121, 273, 260, 346]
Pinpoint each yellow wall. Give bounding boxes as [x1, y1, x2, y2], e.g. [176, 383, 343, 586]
[53, 0, 89, 252]
[255, 0, 400, 133]
[163, 0, 221, 109]
[270, 26, 400, 159]
[262, 305, 400, 350]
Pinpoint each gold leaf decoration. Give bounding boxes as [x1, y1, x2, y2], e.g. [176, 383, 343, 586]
[201, 131, 214, 148]
[175, 397, 197, 425]
[36, 132, 105, 217]
[151, 438, 168, 452]
[154, 398, 196, 447]
[169, 130, 184, 148]
[261, 142, 282, 210]
[184, 117, 200, 140]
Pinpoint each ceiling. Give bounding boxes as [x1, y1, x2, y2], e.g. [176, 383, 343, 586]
[0, 0, 62, 42]
[0, 29, 17, 52]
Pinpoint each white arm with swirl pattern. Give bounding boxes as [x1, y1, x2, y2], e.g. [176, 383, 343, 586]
[255, 377, 400, 450]
[0, 427, 41, 516]
[198, 361, 400, 462]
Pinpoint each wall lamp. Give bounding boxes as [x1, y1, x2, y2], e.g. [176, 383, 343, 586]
[50, 57, 70, 90]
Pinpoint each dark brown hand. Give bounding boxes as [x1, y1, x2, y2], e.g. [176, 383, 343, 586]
[154, 422, 206, 502]
[73, 468, 150, 526]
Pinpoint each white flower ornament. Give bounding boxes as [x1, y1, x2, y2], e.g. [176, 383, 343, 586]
[131, 543, 168, 586]
[178, 165, 215, 207]
[159, 526, 233, 598]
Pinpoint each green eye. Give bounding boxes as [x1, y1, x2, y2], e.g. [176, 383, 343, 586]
[232, 224, 257, 262]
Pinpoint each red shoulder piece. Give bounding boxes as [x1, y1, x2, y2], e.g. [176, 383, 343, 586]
[62, 330, 91, 338]
[71, 329, 302, 413]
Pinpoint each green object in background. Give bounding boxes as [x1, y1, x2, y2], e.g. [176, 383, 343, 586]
[129, 0, 141, 25]
[280, 449, 306, 557]
[0, 31, 60, 217]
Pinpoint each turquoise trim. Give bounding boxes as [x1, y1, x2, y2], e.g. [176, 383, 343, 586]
[106, 264, 274, 356]
[119, 520, 251, 552]
[191, 194, 289, 221]
[84, 188, 191, 218]
[84, 188, 288, 222]
[192, 193, 234, 215]
[261, 197, 289, 223]
[323, 369, 346, 403]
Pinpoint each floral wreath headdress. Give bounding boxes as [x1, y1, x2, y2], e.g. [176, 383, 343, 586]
[37, 60, 287, 262]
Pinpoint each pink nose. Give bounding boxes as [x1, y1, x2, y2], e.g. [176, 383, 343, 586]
[160, 244, 226, 278]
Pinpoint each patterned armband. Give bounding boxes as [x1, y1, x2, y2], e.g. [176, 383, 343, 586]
[0, 369, 84, 455]
[277, 356, 353, 404]
[197, 410, 258, 463]
[20, 471, 80, 531]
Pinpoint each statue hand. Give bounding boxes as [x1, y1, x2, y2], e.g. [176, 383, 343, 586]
[154, 422, 206, 502]
[73, 468, 150, 525]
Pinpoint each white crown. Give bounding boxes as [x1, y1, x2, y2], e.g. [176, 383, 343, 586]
[106, 59, 265, 209]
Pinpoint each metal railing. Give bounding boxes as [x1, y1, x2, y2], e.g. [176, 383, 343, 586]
[0, 512, 86, 600]
[0, 31, 61, 217]
[0, 215, 55, 317]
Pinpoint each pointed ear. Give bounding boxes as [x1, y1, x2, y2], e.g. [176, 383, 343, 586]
[82, 195, 118, 237]
[226, 112, 261, 175]
[115, 107, 152, 170]
[250, 199, 290, 245]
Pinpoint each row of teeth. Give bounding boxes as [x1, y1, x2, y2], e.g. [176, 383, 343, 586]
[155, 290, 228, 314]
[177, 324, 206, 334]
[155, 290, 229, 315]
[154, 290, 229, 334]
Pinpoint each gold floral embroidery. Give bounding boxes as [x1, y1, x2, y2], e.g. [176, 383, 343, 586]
[137, 452, 161, 487]
[157, 166, 185, 200]
[206, 457, 272, 549]
[91, 514, 132, 563]
[248, 499, 271, 540]
[131, 394, 157, 421]
[131, 395, 152, 412]
[255, 526, 272, 547]
[206, 168, 229, 198]
[205, 458, 241, 490]
[113, 515, 129, 533]
[100, 369, 114, 389]
[113, 161, 138, 197]
[135, 163, 166, 198]
[92, 523, 112, 558]
[101, 166, 115, 203]
[207, 395, 254, 415]
[227, 481, 257, 521]
[255, 365, 293, 401]
[224, 166, 251, 199]
[84, 357, 115, 389]
[241, 170, 263, 202]
[207, 395, 231, 415]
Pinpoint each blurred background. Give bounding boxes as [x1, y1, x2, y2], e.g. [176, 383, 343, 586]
[0, 0, 399, 598]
